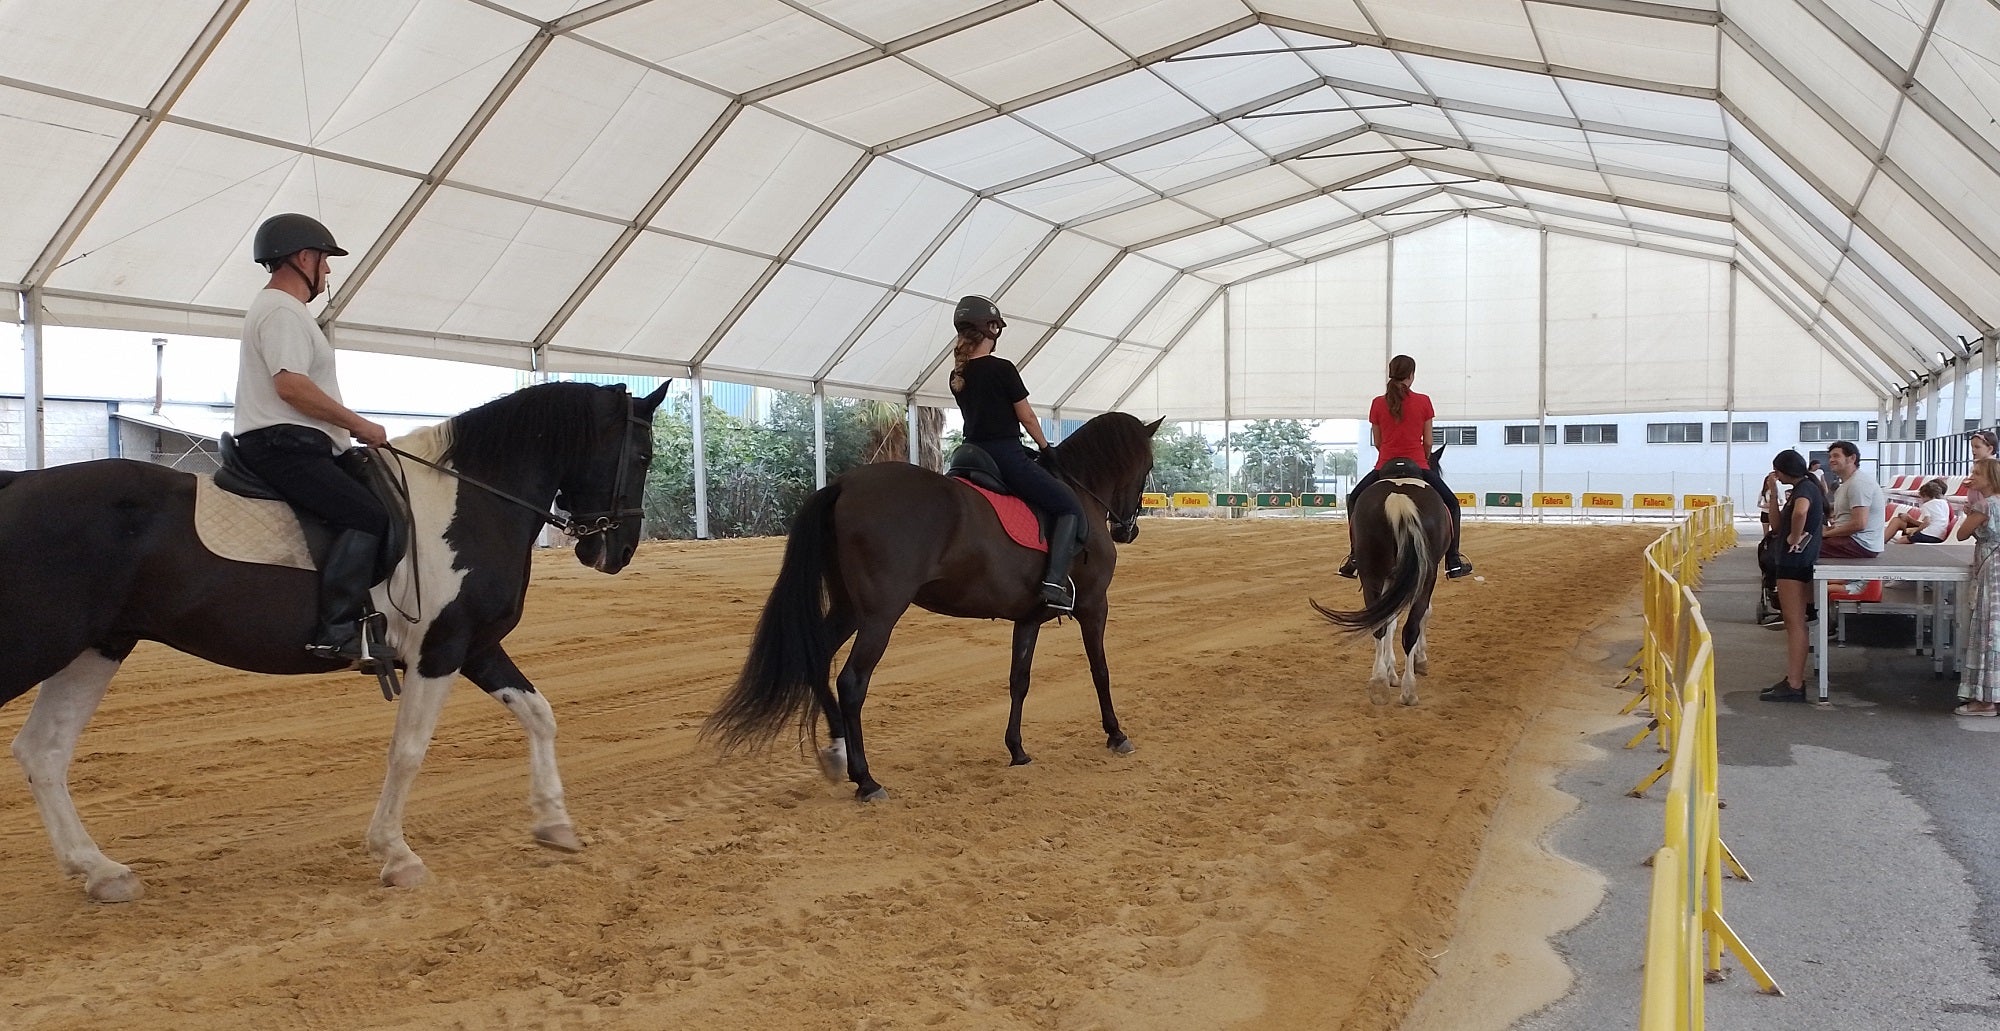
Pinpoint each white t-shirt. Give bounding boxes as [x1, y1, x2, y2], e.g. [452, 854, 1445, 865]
[234, 288, 350, 452]
[1830, 466, 1885, 552]
[1916, 497, 1951, 537]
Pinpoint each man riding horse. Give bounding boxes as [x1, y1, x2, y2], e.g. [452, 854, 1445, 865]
[229, 213, 392, 671]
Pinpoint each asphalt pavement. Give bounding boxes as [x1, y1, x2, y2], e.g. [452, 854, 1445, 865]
[1515, 532, 2000, 1031]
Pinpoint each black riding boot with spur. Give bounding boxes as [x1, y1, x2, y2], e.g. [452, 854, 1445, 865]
[307, 529, 392, 673]
[1039, 514, 1083, 613]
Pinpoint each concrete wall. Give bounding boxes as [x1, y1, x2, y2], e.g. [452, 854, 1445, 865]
[1354, 409, 1882, 511]
[0, 396, 118, 469]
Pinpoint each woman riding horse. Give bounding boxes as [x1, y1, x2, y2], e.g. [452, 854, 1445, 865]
[1338, 354, 1473, 581]
[947, 295, 1085, 613]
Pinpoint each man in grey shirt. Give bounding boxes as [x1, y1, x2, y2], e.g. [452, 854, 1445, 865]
[229, 213, 392, 670]
[1821, 439, 1883, 558]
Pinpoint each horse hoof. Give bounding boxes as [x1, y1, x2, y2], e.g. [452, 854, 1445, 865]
[816, 744, 848, 783]
[1400, 696, 1420, 707]
[380, 860, 429, 889]
[86, 868, 144, 904]
[1009, 755, 1034, 767]
[533, 824, 585, 853]
[856, 786, 889, 803]
[1109, 738, 1135, 755]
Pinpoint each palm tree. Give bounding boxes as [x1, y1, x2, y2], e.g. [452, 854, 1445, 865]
[859, 401, 945, 471]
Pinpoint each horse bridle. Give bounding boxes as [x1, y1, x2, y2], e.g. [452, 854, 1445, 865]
[1060, 469, 1143, 540]
[384, 397, 648, 539]
[556, 404, 651, 538]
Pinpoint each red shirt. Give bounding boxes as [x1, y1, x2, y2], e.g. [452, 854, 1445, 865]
[1369, 391, 1434, 469]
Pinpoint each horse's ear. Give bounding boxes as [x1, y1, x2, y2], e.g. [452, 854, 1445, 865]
[1146, 417, 1164, 436]
[639, 381, 671, 415]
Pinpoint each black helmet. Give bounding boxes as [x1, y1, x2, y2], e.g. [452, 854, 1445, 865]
[253, 213, 348, 265]
[953, 295, 1004, 331]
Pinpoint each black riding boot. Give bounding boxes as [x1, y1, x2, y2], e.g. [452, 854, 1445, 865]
[1338, 523, 1358, 578]
[1446, 512, 1474, 579]
[307, 529, 390, 670]
[1039, 514, 1083, 613]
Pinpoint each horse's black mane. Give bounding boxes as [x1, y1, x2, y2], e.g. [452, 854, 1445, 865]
[443, 382, 621, 477]
[1052, 412, 1151, 486]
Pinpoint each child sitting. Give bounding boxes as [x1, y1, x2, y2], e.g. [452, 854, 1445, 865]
[1885, 478, 1951, 543]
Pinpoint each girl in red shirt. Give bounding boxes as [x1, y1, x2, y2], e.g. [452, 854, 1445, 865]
[1337, 354, 1474, 579]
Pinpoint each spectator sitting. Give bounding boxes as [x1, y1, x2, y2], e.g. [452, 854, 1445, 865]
[1819, 439, 1883, 559]
[1886, 478, 1952, 544]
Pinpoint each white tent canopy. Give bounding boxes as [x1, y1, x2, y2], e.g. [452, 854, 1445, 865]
[4, 0, 1996, 422]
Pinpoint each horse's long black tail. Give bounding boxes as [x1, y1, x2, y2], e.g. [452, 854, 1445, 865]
[704, 482, 841, 751]
[1312, 495, 1428, 634]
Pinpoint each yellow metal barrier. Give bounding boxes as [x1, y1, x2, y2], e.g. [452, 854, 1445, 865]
[1634, 502, 1781, 1029]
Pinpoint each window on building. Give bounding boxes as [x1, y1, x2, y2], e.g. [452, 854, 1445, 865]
[1565, 423, 1618, 444]
[1503, 424, 1553, 445]
[1799, 420, 1862, 442]
[1866, 420, 1877, 441]
[1431, 425, 1477, 446]
[1708, 421, 1768, 443]
[1647, 422, 1703, 443]
[1969, 418, 1982, 432]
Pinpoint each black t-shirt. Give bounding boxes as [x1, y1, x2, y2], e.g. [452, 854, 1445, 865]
[952, 354, 1028, 442]
[1777, 475, 1826, 568]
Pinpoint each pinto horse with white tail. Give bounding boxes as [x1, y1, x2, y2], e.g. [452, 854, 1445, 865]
[1311, 445, 1455, 705]
[0, 381, 665, 901]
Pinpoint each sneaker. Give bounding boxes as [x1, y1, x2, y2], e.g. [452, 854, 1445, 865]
[1757, 611, 1784, 627]
[1760, 687, 1809, 703]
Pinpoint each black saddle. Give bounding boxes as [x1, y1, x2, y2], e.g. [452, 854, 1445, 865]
[1378, 457, 1427, 481]
[945, 443, 1085, 547]
[215, 433, 410, 582]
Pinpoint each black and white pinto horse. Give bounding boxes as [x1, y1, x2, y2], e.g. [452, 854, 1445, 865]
[0, 381, 665, 901]
[1311, 446, 1454, 706]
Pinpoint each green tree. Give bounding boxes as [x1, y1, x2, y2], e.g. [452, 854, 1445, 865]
[1151, 424, 1218, 494]
[1228, 419, 1320, 495]
[1327, 448, 1357, 478]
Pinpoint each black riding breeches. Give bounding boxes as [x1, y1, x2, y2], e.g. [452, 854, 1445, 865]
[971, 438, 1083, 523]
[233, 425, 389, 537]
[1349, 465, 1464, 557]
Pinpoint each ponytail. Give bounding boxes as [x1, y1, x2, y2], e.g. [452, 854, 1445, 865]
[1385, 354, 1416, 421]
[948, 330, 983, 393]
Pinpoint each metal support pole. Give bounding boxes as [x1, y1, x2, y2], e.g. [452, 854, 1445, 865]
[1724, 268, 1737, 498]
[690, 374, 709, 539]
[1951, 351, 1969, 441]
[1985, 331, 1998, 432]
[21, 287, 45, 469]
[152, 336, 167, 415]
[1222, 286, 1232, 490]
[812, 382, 827, 489]
[905, 395, 919, 465]
[1537, 230, 1548, 495]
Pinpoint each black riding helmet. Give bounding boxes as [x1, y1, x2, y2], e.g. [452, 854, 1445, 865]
[953, 295, 1004, 333]
[253, 213, 348, 269]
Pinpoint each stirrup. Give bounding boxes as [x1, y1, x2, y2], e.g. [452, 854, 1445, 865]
[357, 612, 402, 700]
[1040, 580, 1075, 614]
[1446, 558, 1474, 579]
[1337, 555, 1358, 579]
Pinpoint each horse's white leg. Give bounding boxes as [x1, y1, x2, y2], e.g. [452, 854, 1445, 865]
[10, 651, 142, 902]
[1368, 614, 1400, 705]
[491, 687, 581, 852]
[366, 672, 455, 888]
[1400, 615, 1424, 707]
[1412, 622, 1430, 677]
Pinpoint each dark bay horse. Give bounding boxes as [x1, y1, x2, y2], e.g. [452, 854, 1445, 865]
[0, 381, 665, 901]
[707, 413, 1163, 800]
[1312, 445, 1454, 705]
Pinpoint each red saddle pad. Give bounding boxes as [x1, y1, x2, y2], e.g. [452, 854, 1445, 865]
[962, 480, 1048, 553]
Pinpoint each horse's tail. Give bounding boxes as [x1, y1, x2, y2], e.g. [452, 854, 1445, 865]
[1312, 493, 1428, 634]
[704, 482, 841, 752]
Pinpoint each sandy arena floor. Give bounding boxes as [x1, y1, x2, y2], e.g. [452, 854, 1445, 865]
[0, 518, 1655, 1031]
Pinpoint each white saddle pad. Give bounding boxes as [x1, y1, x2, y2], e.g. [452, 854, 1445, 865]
[193, 475, 315, 571]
